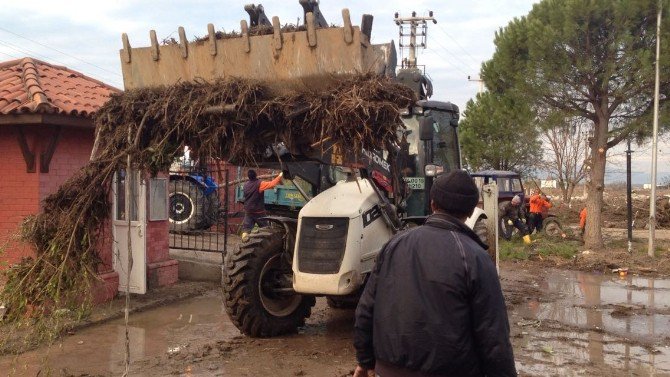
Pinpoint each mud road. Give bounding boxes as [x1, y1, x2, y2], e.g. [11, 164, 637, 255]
[1, 264, 669, 376]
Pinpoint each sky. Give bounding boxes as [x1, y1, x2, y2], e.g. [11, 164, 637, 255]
[0, 0, 666, 184]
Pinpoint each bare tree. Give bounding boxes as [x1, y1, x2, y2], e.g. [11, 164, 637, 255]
[540, 117, 589, 204]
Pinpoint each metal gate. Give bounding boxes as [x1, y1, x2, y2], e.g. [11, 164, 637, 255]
[168, 157, 243, 253]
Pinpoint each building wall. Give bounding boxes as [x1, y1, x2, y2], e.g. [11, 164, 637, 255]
[0, 127, 40, 268]
[0, 126, 94, 270]
[1, 124, 178, 293]
[145, 173, 178, 287]
[39, 127, 94, 203]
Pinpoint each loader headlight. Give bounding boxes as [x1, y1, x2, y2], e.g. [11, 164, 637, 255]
[424, 164, 444, 177]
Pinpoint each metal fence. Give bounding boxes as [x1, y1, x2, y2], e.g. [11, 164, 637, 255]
[168, 159, 243, 253]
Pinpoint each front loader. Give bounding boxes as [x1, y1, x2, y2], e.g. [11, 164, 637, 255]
[119, 1, 487, 337]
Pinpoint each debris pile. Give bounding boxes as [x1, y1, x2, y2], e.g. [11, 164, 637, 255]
[0, 74, 414, 321]
[602, 195, 670, 229]
[658, 196, 670, 227]
[193, 24, 311, 42]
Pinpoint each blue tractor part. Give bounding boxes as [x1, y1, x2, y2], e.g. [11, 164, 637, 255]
[169, 173, 220, 232]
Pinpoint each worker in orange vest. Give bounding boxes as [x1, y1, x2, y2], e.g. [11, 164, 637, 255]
[579, 207, 587, 237]
[528, 189, 552, 234]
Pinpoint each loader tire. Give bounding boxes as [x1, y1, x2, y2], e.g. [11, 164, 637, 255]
[222, 226, 315, 337]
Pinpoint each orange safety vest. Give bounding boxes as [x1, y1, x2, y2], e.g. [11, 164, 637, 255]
[529, 194, 552, 214]
[579, 208, 587, 229]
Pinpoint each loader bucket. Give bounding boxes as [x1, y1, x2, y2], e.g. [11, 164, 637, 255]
[119, 9, 397, 91]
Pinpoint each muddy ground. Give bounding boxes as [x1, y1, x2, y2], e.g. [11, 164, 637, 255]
[1, 260, 669, 377]
[2, 201, 669, 376]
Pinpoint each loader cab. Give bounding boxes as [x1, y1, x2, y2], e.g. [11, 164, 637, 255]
[400, 100, 461, 216]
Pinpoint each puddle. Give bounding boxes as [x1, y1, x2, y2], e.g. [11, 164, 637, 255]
[521, 270, 670, 341]
[514, 270, 670, 376]
[0, 291, 238, 376]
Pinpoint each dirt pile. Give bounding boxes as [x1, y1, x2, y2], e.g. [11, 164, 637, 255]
[0, 75, 414, 322]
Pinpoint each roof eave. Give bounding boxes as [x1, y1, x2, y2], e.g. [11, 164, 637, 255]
[0, 113, 95, 128]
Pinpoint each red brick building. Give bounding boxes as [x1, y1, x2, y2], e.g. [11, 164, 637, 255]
[0, 57, 120, 267]
[0, 57, 178, 301]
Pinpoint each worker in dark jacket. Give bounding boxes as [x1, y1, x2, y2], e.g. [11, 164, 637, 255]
[500, 195, 530, 244]
[241, 169, 282, 242]
[353, 170, 516, 377]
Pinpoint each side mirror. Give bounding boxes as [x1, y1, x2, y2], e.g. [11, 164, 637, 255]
[419, 116, 435, 141]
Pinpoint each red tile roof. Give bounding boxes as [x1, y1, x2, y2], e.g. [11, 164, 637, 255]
[0, 57, 121, 117]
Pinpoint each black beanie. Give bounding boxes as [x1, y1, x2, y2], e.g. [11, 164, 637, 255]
[430, 170, 479, 215]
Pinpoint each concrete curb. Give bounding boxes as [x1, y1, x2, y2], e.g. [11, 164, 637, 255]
[169, 249, 226, 282]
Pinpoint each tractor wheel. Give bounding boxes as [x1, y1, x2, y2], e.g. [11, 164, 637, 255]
[169, 179, 214, 232]
[473, 216, 489, 246]
[543, 218, 563, 237]
[222, 226, 315, 337]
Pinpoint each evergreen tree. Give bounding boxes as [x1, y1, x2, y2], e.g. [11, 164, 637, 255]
[460, 91, 541, 176]
[482, 0, 669, 247]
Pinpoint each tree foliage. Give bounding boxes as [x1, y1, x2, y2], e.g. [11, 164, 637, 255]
[460, 91, 542, 176]
[482, 0, 669, 247]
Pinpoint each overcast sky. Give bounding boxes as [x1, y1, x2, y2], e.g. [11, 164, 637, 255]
[0, 0, 666, 184]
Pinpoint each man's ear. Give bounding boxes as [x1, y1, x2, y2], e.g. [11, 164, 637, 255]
[430, 200, 438, 212]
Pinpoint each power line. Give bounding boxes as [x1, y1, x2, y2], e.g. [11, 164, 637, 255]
[435, 23, 482, 67]
[0, 39, 118, 84]
[0, 49, 19, 59]
[0, 25, 121, 78]
[423, 48, 471, 78]
[0, 39, 67, 64]
[428, 36, 479, 73]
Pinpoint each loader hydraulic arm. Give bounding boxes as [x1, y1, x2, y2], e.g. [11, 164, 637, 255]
[299, 0, 328, 27]
[244, 4, 272, 27]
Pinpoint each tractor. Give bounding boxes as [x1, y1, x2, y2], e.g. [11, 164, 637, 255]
[471, 170, 563, 240]
[167, 148, 220, 232]
[118, 1, 489, 337]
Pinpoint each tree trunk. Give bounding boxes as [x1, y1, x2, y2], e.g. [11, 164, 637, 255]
[584, 114, 608, 249]
[560, 181, 569, 203]
[565, 182, 575, 205]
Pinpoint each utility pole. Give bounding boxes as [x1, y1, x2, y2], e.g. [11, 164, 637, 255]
[649, 1, 662, 258]
[626, 138, 633, 254]
[394, 11, 437, 68]
[468, 75, 484, 94]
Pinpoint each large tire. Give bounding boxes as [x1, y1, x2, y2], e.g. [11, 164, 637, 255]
[169, 179, 217, 232]
[473, 216, 489, 246]
[222, 226, 315, 337]
[543, 218, 563, 237]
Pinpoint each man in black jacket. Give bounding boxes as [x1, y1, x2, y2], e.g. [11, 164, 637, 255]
[354, 170, 516, 377]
